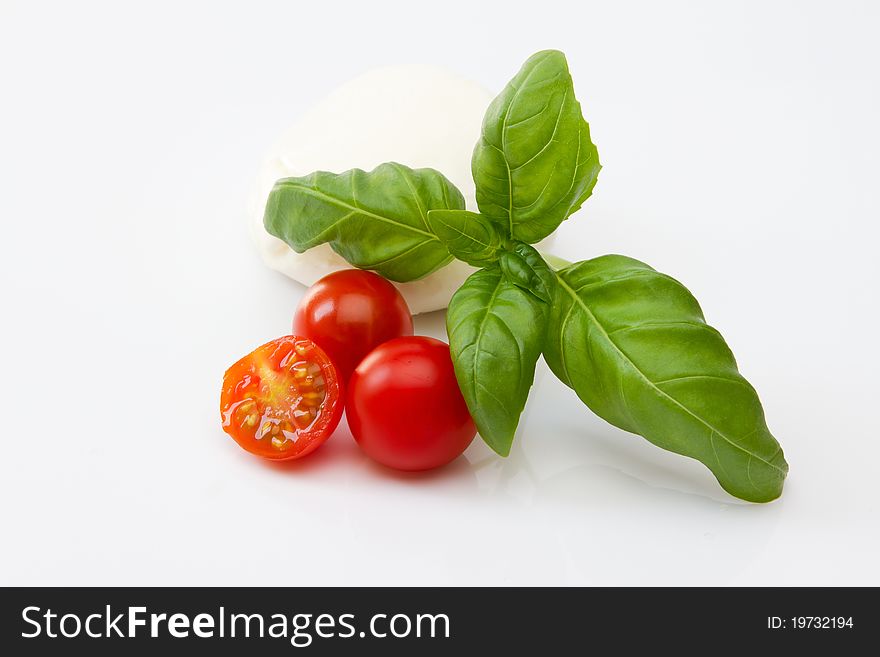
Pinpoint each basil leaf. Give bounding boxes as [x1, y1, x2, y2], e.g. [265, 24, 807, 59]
[472, 50, 601, 244]
[499, 242, 556, 302]
[447, 268, 547, 456]
[264, 163, 463, 282]
[544, 255, 788, 502]
[426, 209, 504, 267]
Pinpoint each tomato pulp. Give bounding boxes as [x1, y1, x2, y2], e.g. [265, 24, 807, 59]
[293, 269, 413, 381]
[346, 336, 476, 471]
[220, 336, 343, 460]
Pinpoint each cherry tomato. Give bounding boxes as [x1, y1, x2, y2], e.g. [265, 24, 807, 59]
[293, 269, 413, 381]
[346, 336, 476, 471]
[220, 336, 343, 460]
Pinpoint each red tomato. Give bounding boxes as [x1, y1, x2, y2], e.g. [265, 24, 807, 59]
[293, 269, 413, 381]
[346, 336, 476, 471]
[220, 336, 343, 460]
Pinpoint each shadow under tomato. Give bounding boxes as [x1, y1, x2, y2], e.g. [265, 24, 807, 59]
[362, 453, 477, 485]
[237, 407, 482, 489]
[250, 426, 363, 475]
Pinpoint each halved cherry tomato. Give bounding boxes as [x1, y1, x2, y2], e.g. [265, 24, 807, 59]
[293, 269, 413, 381]
[220, 336, 343, 460]
[346, 336, 477, 471]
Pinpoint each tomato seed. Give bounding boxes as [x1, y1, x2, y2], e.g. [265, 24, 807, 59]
[292, 409, 311, 429]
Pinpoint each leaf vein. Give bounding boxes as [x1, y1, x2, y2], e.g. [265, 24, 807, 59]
[277, 184, 438, 240]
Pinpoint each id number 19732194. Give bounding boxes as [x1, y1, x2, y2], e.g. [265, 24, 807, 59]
[768, 617, 854, 630]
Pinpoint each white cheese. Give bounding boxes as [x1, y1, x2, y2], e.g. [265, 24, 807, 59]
[248, 65, 494, 314]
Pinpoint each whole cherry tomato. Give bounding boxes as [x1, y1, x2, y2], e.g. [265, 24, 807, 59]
[293, 269, 413, 381]
[346, 336, 476, 471]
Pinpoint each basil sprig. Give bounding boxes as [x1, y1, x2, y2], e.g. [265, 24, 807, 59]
[263, 50, 788, 502]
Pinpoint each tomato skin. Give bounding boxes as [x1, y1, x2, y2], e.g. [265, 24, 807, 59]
[293, 269, 413, 381]
[220, 336, 343, 461]
[346, 336, 476, 471]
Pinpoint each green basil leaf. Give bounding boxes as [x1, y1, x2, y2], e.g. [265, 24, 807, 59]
[499, 242, 556, 302]
[447, 267, 547, 456]
[544, 255, 788, 502]
[264, 163, 463, 282]
[472, 50, 601, 244]
[426, 209, 504, 267]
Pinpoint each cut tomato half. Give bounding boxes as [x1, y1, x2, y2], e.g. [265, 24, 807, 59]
[220, 336, 343, 460]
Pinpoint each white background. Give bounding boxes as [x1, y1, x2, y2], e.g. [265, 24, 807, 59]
[2, 0, 878, 586]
